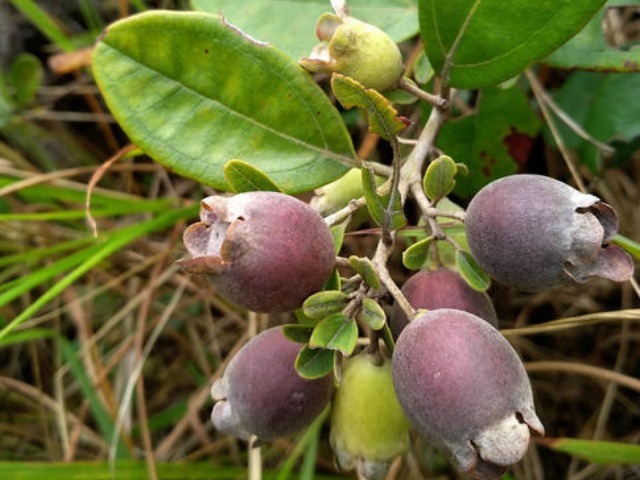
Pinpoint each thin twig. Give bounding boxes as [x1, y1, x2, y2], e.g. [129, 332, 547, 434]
[525, 69, 615, 156]
[108, 281, 187, 473]
[398, 104, 449, 200]
[526, 69, 587, 193]
[371, 240, 414, 322]
[248, 437, 262, 480]
[398, 77, 450, 111]
[525, 360, 640, 392]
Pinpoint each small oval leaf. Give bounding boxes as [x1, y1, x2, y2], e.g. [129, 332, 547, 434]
[330, 220, 348, 255]
[8, 53, 43, 107]
[223, 159, 282, 193]
[303, 290, 349, 320]
[402, 236, 434, 270]
[282, 324, 314, 343]
[423, 155, 457, 202]
[361, 167, 406, 230]
[455, 249, 491, 292]
[331, 73, 407, 141]
[309, 314, 359, 355]
[360, 298, 386, 330]
[295, 345, 335, 380]
[349, 255, 381, 290]
[92, 11, 354, 194]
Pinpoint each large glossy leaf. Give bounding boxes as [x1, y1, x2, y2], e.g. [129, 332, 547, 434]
[552, 71, 640, 171]
[419, 0, 606, 88]
[191, 0, 418, 60]
[545, 0, 640, 72]
[92, 11, 354, 194]
[438, 86, 540, 197]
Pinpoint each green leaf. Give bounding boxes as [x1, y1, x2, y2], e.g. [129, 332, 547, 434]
[331, 74, 407, 141]
[455, 250, 491, 292]
[423, 155, 457, 202]
[223, 159, 282, 193]
[282, 324, 314, 343]
[309, 314, 358, 355]
[324, 268, 342, 292]
[92, 11, 353, 194]
[60, 339, 129, 459]
[191, 0, 419, 60]
[0, 328, 57, 348]
[8, 53, 43, 107]
[349, 255, 381, 290]
[438, 86, 540, 197]
[552, 71, 640, 172]
[302, 290, 349, 320]
[295, 345, 336, 379]
[544, 1, 640, 72]
[419, 0, 606, 88]
[402, 236, 433, 270]
[544, 437, 640, 465]
[360, 298, 386, 330]
[413, 51, 434, 85]
[361, 167, 406, 230]
[330, 220, 348, 255]
[0, 460, 273, 480]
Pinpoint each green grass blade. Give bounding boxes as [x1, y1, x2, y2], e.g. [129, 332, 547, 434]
[276, 407, 329, 480]
[0, 237, 94, 268]
[0, 205, 197, 341]
[543, 437, 640, 464]
[0, 199, 173, 221]
[59, 338, 130, 459]
[0, 328, 57, 348]
[612, 233, 640, 261]
[0, 461, 344, 480]
[7, 0, 75, 52]
[0, 242, 104, 309]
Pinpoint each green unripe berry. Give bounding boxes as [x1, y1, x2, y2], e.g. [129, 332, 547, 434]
[329, 17, 403, 91]
[301, 14, 403, 92]
[330, 353, 410, 480]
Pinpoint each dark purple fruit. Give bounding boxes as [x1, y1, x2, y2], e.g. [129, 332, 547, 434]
[392, 309, 544, 479]
[389, 268, 498, 338]
[211, 326, 333, 441]
[465, 174, 634, 291]
[180, 191, 336, 312]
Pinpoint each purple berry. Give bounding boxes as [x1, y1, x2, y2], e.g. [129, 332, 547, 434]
[389, 268, 498, 338]
[211, 326, 333, 441]
[465, 174, 634, 291]
[392, 309, 544, 478]
[180, 191, 336, 312]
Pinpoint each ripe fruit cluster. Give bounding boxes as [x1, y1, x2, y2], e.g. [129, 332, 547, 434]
[181, 172, 634, 479]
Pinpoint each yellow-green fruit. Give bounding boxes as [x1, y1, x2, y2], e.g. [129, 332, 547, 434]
[330, 18, 403, 91]
[330, 353, 410, 478]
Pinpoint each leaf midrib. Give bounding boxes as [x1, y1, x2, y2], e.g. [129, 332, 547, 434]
[100, 41, 357, 169]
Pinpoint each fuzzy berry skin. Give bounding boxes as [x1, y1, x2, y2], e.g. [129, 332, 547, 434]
[465, 174, 634, 292]
[389, 268, 498, 338]
[210, 326, 333, 442]
[392, 309, 544, 479]
[330, 353, 410, 480]
[180, 191, 335, 312]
